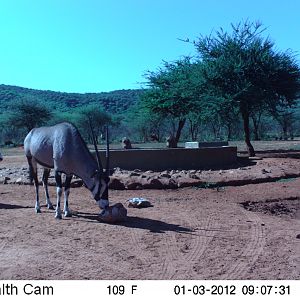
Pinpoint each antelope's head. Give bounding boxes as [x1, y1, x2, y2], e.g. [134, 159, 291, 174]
[89, 121, 110, 209]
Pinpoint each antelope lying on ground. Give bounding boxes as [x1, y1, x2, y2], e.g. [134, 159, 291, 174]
[24, 122, 110, 219]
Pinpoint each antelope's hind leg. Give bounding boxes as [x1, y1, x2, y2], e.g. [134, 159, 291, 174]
[42, 168, 54, 210]
[27, 156, 41, 213]
[63, 175, 73, 217]
[54, 171, 63, 219]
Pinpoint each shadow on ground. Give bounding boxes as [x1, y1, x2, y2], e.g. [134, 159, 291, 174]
[73, 211, 193, 234]
[0, 202, 32, 209]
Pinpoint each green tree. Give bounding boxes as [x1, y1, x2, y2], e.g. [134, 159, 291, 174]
[72, 104, 112, 144]
[8, 98, 52, 132]
[194, 21, 300, 156]
[124, 101, 166, 142]
[142, 58, 204, 147]
[271, 107, 296, 140]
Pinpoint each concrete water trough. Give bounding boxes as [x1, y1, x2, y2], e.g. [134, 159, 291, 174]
[185, 141, 229, 148]
[99, 146, 237, 171]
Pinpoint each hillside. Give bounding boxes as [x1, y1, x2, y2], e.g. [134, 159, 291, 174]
[0, 84, 142, 114]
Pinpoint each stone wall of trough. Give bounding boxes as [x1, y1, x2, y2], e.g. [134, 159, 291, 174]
[99, 146, 237, 171]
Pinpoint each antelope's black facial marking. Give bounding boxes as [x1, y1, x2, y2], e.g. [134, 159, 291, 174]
[92, 174, 110, 201]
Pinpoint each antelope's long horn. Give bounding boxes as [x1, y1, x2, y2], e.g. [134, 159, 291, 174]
[88, 118, 103, 174]
[105, 125, 110, 176]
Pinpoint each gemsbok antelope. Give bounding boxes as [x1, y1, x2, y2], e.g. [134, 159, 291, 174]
[24, 122, 110, 219]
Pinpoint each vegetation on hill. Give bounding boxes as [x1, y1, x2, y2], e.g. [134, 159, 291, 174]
[0, 84, 142, 113]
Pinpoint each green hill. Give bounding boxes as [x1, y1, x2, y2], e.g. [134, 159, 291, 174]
[0, 84, 142, 114]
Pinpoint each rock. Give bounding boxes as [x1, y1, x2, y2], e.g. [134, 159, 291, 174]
[15, 177, 23, 184]
[177, 178, 200, 188]
[4, 176, 10, 184]
[0, 176, 7, 184]
[167, 178, 178, 189]
[159, 173, 171, 178]
[113, 167, 122, 173]
[189, 174, 200, 179]
[147, 178, 164, 189]
[144, 170, 153, 174]
[109, 177, 125, 190]
[129, 172, 140, 177]
[169, 170, 176, 175]
[171, 174, 182, 179]
[99, 203, 127, 223]
[126, 181, 143, 190]
[127, 198, 152, 208]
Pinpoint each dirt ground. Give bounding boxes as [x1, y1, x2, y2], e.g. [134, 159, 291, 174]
[0, 151, 300, 279]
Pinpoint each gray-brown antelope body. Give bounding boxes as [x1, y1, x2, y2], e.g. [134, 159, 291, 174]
[24, 122, 110, 219]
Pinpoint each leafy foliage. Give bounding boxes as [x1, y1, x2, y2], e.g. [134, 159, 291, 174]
[7, 98, 52, 132]
[194, 20, 300, 155]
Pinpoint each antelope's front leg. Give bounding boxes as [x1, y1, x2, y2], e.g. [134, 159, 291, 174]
[55, 171, 62, 219]
[63, 175, 73, 217]
[42, 168, 54, 210]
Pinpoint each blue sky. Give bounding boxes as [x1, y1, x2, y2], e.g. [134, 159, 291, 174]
[0, 0, 299, 93]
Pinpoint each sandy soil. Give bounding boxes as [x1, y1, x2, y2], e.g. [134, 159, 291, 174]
[0, 153, 300, 279]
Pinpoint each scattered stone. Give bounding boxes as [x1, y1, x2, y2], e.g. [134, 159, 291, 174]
[0, 176, 8, 184]
[129, 172, 140, 177]
[127, 198, 152, 208]
[171, 174, 182, 179]
[169, 170, 176, 175]
[189, 170, 197, 174]
[109, 178, 125, 190]
[159, 173, 171, 178]
[126, 181, 143, 190]
[144, 170, 153, 174]
[167, 178, 178, 189]
[15, 177, 23, 184]
[147, 178, 164, 189]
[189, 174, 200, 179]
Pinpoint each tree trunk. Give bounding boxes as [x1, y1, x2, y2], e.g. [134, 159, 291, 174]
[226, 122, 232, 141]
[190, 122, 197, 141]
[242, 112, 255, 157]
[174, 118, 186, 147]
[282, 118, 289, 140]
[251, 115, 261, 141]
